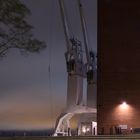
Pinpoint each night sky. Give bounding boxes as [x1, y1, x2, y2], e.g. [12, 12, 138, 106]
[0, 0, 97, 130]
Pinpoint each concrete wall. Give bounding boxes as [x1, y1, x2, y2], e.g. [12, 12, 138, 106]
[98, 0, 140, 134]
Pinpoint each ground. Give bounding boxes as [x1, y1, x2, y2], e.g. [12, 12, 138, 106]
[1, 135, 140, 140]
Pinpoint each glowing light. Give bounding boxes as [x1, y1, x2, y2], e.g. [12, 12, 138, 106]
[122, 102, 127, 105]
[120, 101, 128, 110]
[86, 127, 90, 132]
[113, 101, 134, 122]
[82, 126, 86, 133]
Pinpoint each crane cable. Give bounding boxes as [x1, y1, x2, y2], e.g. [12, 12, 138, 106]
[47, 0, 55, 129]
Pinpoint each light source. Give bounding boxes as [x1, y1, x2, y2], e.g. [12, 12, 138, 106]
[86, 127, 90, 132]
[122, 101, 127, 105]
[82, 126, 86, 133]
[120, 101, 128, 110]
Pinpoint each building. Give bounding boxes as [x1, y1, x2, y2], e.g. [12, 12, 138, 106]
[98, 0, 140, 134]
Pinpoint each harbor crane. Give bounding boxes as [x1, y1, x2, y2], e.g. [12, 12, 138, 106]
[53, 0, 97, 136]
[78, 0, 97, 109]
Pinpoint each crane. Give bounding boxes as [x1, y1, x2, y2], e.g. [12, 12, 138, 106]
[78, 0, 97, 108]
[77, 0, 97, 135]
[53, 0, 97, 136]
[58, 0, 84, 107]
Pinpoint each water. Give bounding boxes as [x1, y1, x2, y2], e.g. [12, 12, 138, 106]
[0, 129, 54, 137]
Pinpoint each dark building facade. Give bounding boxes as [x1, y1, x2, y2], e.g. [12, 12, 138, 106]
[98, 0, 140, 134]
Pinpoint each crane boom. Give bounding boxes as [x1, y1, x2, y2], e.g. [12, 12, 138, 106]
[78, 0, 95, 85]
[78, 0, 91, 64]
[58, 0, 71, 51]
